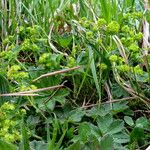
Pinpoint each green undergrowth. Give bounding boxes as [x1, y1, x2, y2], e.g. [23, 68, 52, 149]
[0, 0, 150, 149]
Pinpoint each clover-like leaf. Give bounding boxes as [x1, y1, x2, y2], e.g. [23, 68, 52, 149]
[124, 116, 134, 126]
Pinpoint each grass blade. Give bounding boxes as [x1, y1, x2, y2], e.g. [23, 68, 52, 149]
[88, 45, 101, 102]
[20, 118, 30, 150]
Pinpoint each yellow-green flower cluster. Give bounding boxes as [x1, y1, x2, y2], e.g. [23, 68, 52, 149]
[133, 32, 143, 40]
[67, 57, 76, 67]
[21, 39, 40, 52]
[109, 55, 126, 65]
[79, 17, 92, 28]
[19, 25, 41, 37]
[2, 36, 14, 45]
[18, 25, 44, 53]
[39, 51, 64, 69]
[1, 102, 15, 110]
[125, 32, 143, 42]
[0, 102, 26, 143]
[93, 18, 107, 31]
[26, 26, 38, 35]
[0, 44, 16, 60]
[128, 43, 139, 52]
[107, 21, 120, 34]
[123, 13, 131, 19]
[117, 64, 130, 72]
[98, 63, 107, 70]
[132, 65, 144, 75]
[121, 25, 130, 33]
[131, 12, 143, 19]
[79, 17, 107, 32]
[97, 18, 107, 28]
[39, 53, 62, 68]
[39, 53, 51, 67]
[86, 31, 94, 39]
[96, 38, 103, 45]
[19, 84, 37, 92]
[79, 17, 86, 24]
[121, 37, 134, 46]
[109, 54, 118, 62]
[123, 12, 143, 20]
[21, 39, 30, 51]
[7, 65, 29, 80]
[0, 51, 14, 60]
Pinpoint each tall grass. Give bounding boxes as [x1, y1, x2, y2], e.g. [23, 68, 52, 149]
[1, 0, 149, 102]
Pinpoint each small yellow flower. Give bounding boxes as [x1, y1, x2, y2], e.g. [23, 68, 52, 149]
[133, 65, 143, 75]
[109, 55, 118, 62]
[107, 21, 120, 34]
[4, 134, 15, 143]
[99, 63, 107, 70]
[86, 31, 93, 39]
[30, 85, 37, 90]
[117, 65, 130, 72]
[20, 109, 26, 115]
[97, 18, 107, 27]
[128, 43, 139, 52]
[1, 102, 15, 110]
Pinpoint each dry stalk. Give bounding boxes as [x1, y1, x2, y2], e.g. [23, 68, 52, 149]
[112, 63, 150, 106]
[19, 84, 64, 94]
[48, 23, 67, 56]
[142, 0, 150, 70]
[33, 66, 80, 82]
[104, 82, 113, 108]
[0, 93, 39, 96]
[0, 84, 64, 97]
[81, 96, 138, 109]
[113, 35, 128, 64]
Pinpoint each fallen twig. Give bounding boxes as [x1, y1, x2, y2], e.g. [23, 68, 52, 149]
[19, 84, 64, 94]
[33, 66, 80, 82]
[81, 96, 138, 109]
[0, 93, 39, 96]
[0, 84, 64, 97]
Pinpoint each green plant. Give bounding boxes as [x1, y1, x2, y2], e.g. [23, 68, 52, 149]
[0, 0, 150, 150]
[0, 102, 26, 143]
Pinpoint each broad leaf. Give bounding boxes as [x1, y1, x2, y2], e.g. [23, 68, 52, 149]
[112, 101, 128, 114]
[124, 116, 134, 126]
[68, 109, 85, 122]
[96, 113, 113, 134]
[113, 132, 130, 144]
[108, 120, 124, 134]
[45, 100, 56, 111]
[90, 123, 100, 139]
[26, 115, 40, 128]
[58, 35, 72, 48]
[78, 122, 91, 142]
[100, 134, 114, 150]
[114, 143, 128, 150]
[86, 104, 111, 118]
[111, 83, 128, 98]
[130, 127, 145, 147]
[135, 117, 150, 131]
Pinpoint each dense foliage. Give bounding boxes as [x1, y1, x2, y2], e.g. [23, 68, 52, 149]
[0, 0, 150, 149]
